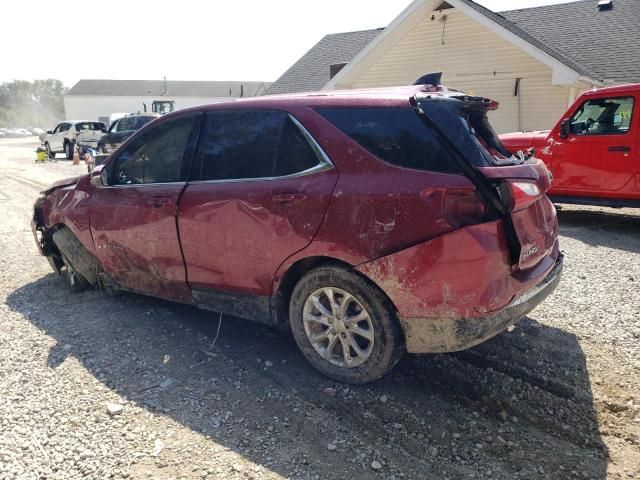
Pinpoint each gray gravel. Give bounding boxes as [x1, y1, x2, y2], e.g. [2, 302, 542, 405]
[0, 137, 639, 479]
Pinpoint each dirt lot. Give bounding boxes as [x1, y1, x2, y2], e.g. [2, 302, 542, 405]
[0, 136, 639, 480]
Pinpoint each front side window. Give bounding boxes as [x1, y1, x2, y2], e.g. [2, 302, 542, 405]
[112, 115, 195, 185]
[58, 123, 70, 133]
[152, 101, 175, 114]
[116, 117, 132, 132]
[570, 96, 634, 136]
[194, 110, 322, 181]
[317, 107, 460, 174]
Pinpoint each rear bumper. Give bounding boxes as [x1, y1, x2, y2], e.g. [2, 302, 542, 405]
[399, 253, 563, 353]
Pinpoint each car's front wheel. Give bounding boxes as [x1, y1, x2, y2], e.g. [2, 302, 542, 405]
[45, 142, 55, 159]
[289, 266, 404, 384]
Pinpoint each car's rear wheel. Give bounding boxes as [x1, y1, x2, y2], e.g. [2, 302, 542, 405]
[64, 141, 74, 160]
[289, 266, 404, 384]
[45, 142, 54, 159]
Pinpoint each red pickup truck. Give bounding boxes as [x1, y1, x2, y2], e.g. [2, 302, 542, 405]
[500, 84, 640, 208]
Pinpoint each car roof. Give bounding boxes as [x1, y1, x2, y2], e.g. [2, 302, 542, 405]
[580, 83, 640, 97]
[167, 85, 456, 118]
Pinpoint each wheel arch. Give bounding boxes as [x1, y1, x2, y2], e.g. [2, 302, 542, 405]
[271, 255, 398, 330]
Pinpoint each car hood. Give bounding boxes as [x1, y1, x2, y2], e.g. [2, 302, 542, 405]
[42, 175, 81, 195]
[499, 130, 550, 152]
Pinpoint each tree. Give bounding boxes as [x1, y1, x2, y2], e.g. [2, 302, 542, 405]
[0, 79, 67, 127]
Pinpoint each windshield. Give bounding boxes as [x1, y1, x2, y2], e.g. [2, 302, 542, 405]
[415, 94, 523, 166]
[76, 122, 105, 131]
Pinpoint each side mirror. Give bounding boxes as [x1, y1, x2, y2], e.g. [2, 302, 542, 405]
[559, 118, 570, 139]
[100, 167, 110, 186]
[47, 130, 53, 134]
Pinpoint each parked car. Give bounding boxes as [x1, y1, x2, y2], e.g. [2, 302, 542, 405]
[96, 113, 160, 155]
[28, 127, 46, 137]
[500, 83, 640, 208]
[43, 121, 107, 159]
[32, 77, 562, 383]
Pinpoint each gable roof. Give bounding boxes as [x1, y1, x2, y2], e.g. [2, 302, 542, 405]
[502, 0, 640, 83]
[271, 0, 640, 95]
[66, 79, 270, 98]
[264, 28, 384, 95]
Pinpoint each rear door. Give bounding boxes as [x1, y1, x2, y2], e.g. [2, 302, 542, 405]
[178, 109, 338, 318]
[552, 95, 637, 194]
[89, 113, 199, 301]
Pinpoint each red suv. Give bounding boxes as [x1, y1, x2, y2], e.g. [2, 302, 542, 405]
[32, 78, 562, 384]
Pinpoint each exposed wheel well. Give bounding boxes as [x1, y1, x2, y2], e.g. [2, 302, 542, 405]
[272, 256, 397, 329]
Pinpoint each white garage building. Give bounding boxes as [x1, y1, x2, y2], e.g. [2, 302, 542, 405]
[64, 79, 271, 124]
[266, 0, 640, 133]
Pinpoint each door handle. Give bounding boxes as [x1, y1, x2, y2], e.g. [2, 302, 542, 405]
[608, 145, 631, 153]
[148, 196, 172, 207]
[272, 192, 307, 203]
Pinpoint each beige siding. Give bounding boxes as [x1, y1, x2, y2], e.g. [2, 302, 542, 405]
[342, 9, 587, 133]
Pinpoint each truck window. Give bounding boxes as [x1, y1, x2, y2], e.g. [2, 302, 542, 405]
[569, 96, 634, 136]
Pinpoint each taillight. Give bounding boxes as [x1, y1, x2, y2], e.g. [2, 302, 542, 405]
[442, 189, 488, 228]
[507, 181, 541, 211]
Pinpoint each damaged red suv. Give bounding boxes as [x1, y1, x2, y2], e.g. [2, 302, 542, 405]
[32, 75, 562, 384]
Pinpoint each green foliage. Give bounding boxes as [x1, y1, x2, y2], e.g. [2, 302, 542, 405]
[0, 79, 67, 128]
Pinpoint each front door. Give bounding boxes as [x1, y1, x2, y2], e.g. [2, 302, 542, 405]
[51, 123, 67, 151]
[178, 109, 338, 319]
[552, 95, 637, 195]
[89, 113, 199, 302]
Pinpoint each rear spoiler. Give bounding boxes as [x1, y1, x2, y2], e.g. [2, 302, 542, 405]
[412, 72, 499, 111]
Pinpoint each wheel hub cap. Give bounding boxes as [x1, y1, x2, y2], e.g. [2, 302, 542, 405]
[302, 287, 375, 368]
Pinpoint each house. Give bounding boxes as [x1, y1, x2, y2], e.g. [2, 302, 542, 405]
[64, 79, 271, 124]
[266, 0, 640, 133]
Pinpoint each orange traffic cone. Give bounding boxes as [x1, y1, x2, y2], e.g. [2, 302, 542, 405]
[72, 146, 80, 165]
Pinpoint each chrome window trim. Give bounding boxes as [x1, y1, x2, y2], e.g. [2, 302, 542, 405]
[287, 113, 334, 168]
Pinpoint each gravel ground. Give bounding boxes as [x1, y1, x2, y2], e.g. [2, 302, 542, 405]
[0, 137, 639, 480]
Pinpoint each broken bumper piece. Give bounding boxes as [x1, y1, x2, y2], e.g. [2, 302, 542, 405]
[399, 254, 563, 353]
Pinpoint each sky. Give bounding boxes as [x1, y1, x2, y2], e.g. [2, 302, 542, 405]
[1, 0, 581, 88]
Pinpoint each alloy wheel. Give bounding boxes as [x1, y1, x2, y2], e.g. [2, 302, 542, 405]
[302, 287, 375, 368]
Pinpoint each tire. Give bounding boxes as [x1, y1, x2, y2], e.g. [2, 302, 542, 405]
[45, 142, 55, 159]
[64, 141, 74, 160]
[289, 266, 404, 384]
[60, 254, 90, 293]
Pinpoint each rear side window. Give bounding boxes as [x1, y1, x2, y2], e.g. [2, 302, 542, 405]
[317, 107, 460, 174]
[195, 110, 322, 181]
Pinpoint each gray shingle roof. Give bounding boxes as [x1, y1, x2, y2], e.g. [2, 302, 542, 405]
[66, 79, 270, 97]
[501, 0, 640, 83]
[264, 29, 384, 95]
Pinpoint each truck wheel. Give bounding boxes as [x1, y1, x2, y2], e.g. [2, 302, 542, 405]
[45, 142, 55, 159]
[64, 141, 74, 160]
[289, 266, 404, 384]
